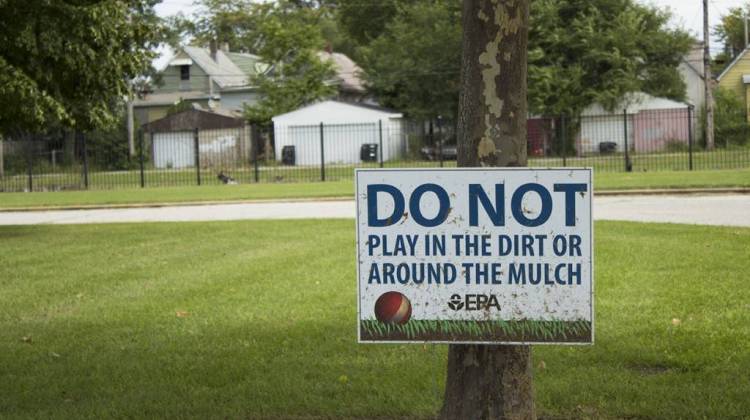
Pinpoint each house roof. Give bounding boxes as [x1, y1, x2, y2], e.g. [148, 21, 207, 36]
[582, 92, 688, 116]
[141, 107, 244, 132]
[272, 99, 402, 125]
[181, 46, 251, 88]
[170, 47, 364, 93]
[717, 48, 750, 81]
[318, 51, 366, 93]
[330, 99, 398, 114]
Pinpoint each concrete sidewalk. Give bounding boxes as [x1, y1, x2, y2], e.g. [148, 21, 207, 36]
[0, 194, 748, 227]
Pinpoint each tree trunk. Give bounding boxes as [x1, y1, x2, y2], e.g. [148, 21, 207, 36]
[455, 0, 529, 168]
[440, 1, 534, 419]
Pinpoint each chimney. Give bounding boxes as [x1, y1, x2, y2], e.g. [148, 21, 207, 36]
[220, 42, 230, 53]
[209, 39, 218, 62]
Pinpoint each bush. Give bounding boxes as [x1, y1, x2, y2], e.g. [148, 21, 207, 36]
[664, 139, 688, 152]
[705, 87, 750, 148]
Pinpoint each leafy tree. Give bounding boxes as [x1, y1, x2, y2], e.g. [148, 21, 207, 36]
[357, 0, 462, 120]
[166, 0, 257, 53]
[711, 87, 750, 147]
[335, 0, 400, 46]
[0, 0, 164, 134]
[243, 2, 336, 123]
[348, 0, 691, 120]
[529, 0, 692, 116]
[172, 0, 336, 123]
[714, 5, 750, 59]
[166, 99, 195, 116]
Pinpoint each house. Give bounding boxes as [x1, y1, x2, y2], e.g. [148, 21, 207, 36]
[716, 47, 750, 121]
[317, 50, 368, 102]
[577, 92, 690, 154]
[140, 105, 250, 170]
[525, 45, 704, 158]
[133, 44, 263, 126]
[134, 45, 367, 126]
[272, 100, 404, 165]
[679, 42, 707, 111]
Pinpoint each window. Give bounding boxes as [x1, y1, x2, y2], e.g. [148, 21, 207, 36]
[180, 65, 190, 81]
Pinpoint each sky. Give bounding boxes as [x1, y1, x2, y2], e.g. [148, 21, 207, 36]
[152, 0, 749, 67]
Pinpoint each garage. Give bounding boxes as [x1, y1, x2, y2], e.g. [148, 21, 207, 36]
[141, 106, 250, 170]
[272, 100, 404, 166]
[153, 132, 195, 169]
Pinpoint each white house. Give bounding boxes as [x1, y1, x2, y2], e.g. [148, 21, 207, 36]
[272, 100, 405, 165]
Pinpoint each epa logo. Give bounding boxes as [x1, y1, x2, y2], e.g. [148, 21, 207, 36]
[448, 294, 465, 310]
[447, 294, 501, 311]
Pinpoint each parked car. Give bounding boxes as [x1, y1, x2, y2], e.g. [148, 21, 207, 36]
[420, 142, 458, 161]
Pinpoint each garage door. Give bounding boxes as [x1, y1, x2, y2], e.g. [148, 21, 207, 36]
[153, 132, 195, 169]
[284, 123, 378, 165]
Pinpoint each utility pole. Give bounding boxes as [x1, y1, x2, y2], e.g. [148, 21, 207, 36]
[440, 1, 534, 419]
[704, 0, 715, 150]
[127, 97, 135, 157]
[127, 83, 136, 157]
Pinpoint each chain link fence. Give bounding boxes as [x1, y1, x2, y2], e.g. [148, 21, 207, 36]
[1, 106, 748, 192]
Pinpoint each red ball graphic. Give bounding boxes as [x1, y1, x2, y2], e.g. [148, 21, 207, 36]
[374, 291, 412, 324]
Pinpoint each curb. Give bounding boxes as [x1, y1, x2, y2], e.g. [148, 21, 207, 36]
[0, 187, 748, 213]
[0, 196, 353, 213]
[594, 187, 750, 196]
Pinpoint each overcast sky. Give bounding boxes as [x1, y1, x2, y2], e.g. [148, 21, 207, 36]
[153, 0, 749, 67]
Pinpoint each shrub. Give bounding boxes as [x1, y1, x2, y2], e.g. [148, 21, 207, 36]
[664, 139, 689, 152]
[704, 87, 750, 148]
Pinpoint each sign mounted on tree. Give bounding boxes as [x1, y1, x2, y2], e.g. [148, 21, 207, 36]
[356, 168, 594, 345]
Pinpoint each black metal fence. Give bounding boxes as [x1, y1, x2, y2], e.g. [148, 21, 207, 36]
[528, 107, 749, 172]
[1, 107, 748, 192]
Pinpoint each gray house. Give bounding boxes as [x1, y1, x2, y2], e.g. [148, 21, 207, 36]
[133, 45, 367, 128]
[133, 45, 264, 126]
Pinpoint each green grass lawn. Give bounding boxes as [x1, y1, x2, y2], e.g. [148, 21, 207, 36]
[1, 220, 748, 419]
[0, 180, 353, 209]
[1, 168, 748, 209]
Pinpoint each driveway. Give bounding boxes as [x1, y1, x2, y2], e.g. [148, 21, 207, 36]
[0, 194, 748, 227]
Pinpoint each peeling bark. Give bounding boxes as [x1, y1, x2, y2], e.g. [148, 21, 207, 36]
[456, 0, 528, 168]
[440, 1, 534, 419]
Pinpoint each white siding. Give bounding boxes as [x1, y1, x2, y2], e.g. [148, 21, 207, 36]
[272, 101, 405, 165]
[274, 120, 404, 165]
[153, 132, 195, 168]
[578, 115, 633, 154]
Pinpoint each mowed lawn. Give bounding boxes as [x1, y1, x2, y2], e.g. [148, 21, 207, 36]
[1, 168, 749, 209]
[0, 220, 748, 419]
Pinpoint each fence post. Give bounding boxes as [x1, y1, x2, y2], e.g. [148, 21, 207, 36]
[194, 128, 201, 185]
[378, 119, 384, 168]
[26, 134, 33, 192]
[561, 115, 567, 167]
[0, 135, 4, 178]
[320, 122, 325, 181]
[268, 123, 275, 161]
[252, 124, 260, 183]
[81, 131, 89, 189]
[428, 119, 439, 167]
[138, 129, 145, 187]
[623, 109, 632, 172]
[687, 105, 694, 171]
[437, 116, 444, 168]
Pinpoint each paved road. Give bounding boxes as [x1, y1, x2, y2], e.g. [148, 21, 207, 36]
[0, 194, 748, 227]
